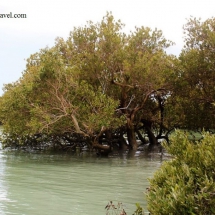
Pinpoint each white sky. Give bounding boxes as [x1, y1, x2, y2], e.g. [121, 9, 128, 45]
[0, 0, 215, 95]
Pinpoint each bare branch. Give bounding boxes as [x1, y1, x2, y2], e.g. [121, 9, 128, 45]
[115, 95, 135, 111]
[71, 114, 88, 136]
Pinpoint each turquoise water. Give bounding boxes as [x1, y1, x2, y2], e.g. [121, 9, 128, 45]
[0, 148, 163, 215]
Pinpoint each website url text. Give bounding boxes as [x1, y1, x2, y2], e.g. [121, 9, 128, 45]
[0, 12, 27, 18]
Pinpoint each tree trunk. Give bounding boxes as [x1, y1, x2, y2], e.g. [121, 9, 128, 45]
[89, 126, 113, 155]
[92, 142, 111, 151]
[141, 119, 158, 148]
[118, 128, 128, 150]
[145, 125, 158, 149]
[127, 120, 137, 150]
[136, 128, 148, 145]
[157, 95, 165, 138]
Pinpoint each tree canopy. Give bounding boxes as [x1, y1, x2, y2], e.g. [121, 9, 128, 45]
[1, 14, 215, 153]
[175, 17, 215, 130]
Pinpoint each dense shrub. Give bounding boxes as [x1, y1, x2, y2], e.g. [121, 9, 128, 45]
[147, 130, 215, 215]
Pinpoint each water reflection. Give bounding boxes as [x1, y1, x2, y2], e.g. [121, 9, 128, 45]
[0, 149, 164, 215]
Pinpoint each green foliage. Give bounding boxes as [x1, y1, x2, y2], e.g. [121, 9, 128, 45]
[147, 130, 215, 215]
[176, 17, 215, 129]
[132, 203, 144, 215]
[2, 14, 215, 150]
[0, 46, 124, 147]
[0, 12, 174, 149]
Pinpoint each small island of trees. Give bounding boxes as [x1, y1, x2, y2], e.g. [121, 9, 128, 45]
[0, 13, 215, 155]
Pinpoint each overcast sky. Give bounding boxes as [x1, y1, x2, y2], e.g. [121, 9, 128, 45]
[0, 0, 214, 95]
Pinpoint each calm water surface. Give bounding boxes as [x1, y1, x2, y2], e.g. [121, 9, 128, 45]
[0, 146, 164, 215]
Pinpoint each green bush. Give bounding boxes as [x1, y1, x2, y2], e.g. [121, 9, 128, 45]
[146, 130, 215, 215]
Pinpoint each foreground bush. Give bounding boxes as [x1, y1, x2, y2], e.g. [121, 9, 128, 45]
[147, 130, 215, 215]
